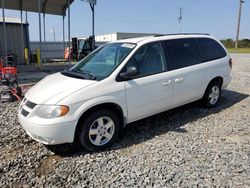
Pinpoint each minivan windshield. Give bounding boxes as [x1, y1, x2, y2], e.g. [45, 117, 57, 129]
[68, 42, 136, 81]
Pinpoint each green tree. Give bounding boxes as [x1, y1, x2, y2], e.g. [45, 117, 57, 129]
[221, 38, 250, 48]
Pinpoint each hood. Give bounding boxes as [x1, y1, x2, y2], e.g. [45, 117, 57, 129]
[25, 72, 97, 104]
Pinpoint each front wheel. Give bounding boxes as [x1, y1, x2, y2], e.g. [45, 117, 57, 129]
[78, 110, 120, 152]
[202, 81, 221, 108]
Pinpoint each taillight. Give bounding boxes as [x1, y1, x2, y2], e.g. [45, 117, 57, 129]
[229, 58, 233, 69]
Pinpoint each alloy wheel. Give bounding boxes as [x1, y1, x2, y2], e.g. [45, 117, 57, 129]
[88, 116, 115, 146]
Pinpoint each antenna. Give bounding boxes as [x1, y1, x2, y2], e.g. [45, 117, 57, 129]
[178, 7, 182, 33]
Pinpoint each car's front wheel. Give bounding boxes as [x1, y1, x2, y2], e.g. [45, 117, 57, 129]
[78, 110, 120, 151]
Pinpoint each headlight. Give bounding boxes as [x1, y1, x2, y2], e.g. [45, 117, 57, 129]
[37, 105, 69, 118]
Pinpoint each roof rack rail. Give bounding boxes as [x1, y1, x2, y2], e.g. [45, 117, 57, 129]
[154, 33, 210, 37]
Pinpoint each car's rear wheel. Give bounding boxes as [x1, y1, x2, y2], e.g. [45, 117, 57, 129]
[203, 80, 221, 107]
[78, 110, 120, 151]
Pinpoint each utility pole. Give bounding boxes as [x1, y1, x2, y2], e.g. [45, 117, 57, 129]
[235, 0, 244, 49]
[53, 27, 56, 41]
[178, 7, 182, 33]
[50, 27, 56, 41]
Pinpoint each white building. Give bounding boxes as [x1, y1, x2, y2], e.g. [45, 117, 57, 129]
[95, 32, 159, 42]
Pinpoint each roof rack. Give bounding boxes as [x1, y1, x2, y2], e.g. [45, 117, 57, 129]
[154, 33, 210, 37]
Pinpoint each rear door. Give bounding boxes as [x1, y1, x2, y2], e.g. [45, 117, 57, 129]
[122, 42, 174, 122]
[162, 38, 205, 107]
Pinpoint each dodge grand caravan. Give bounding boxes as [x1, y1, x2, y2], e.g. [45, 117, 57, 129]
[18, 34, 232, 151]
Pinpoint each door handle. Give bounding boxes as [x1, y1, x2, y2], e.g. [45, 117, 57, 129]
[162, 80, 172, 86]
[175, 77, 184, 83]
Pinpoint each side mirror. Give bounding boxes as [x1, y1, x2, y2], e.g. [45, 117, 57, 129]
[120, 66, 138, 79]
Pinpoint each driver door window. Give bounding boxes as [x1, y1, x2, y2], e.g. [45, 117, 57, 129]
[126, 42, 166, 77]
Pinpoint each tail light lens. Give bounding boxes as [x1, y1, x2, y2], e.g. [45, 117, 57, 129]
[229, 58, 233, 69]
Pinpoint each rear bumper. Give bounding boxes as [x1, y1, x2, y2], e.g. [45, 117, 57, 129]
[18, 113, 78, 145]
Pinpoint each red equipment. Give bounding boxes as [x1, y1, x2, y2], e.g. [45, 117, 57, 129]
[0, 56, 22, 102]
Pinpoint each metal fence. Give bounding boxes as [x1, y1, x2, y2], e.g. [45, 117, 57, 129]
[0, 22, 29, 64]
[30, 41, 69, 60]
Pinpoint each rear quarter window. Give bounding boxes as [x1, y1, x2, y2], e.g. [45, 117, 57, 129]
[198, 38, 227, 62]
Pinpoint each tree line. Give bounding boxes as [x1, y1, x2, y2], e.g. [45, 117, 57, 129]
[221, 39, 250, 48]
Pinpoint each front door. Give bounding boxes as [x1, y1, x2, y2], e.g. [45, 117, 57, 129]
[122, 42, 174, 123]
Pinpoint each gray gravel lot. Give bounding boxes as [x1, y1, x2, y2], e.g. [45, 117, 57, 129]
[0, 54, 250, 187]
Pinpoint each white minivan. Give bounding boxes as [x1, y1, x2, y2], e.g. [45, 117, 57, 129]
[18, 34, 232, 151]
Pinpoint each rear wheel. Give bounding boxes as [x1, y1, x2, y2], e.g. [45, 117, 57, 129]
[78, 110, 120, 151]
[202, 81, 221, 107]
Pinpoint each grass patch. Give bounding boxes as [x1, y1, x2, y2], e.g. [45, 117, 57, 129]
[227, 48, 250, 53]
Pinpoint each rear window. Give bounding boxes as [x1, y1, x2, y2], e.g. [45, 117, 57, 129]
[198, 38, 227, 62]
[163, 38, 200, 70]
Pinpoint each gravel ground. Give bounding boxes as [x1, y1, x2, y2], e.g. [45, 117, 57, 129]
[1, 54, 250, 187]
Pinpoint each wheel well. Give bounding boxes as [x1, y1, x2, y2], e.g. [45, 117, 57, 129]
[209, 76, 223, 86]
[74, 103, 124, 142]
[202, 76, 223, 99]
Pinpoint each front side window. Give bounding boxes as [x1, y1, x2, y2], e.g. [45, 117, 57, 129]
[163, 38, 200, 70]
[69, 42, 136, 80]
[198, 38, 227, 62]
[124, 42, 166, 77]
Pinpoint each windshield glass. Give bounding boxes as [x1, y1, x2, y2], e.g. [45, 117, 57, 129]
[70, 42, 136, 80]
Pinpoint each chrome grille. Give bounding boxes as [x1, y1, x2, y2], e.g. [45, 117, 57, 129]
[26, 100, 37, 109]
[21, 108, 29, 117]
[20, 98, 37, 117]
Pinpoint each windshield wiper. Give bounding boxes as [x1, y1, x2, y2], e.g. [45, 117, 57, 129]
[71, 67, 82, 73]
[71, 68, 96, 80]
[82, 70, 96, 80]
[61, 71, 87, 80]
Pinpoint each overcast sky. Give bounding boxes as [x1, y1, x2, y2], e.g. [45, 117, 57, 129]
[1, 0, 250, 41]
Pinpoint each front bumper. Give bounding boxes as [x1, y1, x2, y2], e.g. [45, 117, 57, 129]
[18, 113, 78, 145]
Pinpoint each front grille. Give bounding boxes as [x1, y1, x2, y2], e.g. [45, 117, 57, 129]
[26, 100, 37, 109]
[21, 109, 29, 117]
[20, 98, 37, 117]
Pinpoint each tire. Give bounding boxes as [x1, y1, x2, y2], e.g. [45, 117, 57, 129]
[78, 110, 120, 152]
[202, 80, 221, 108]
